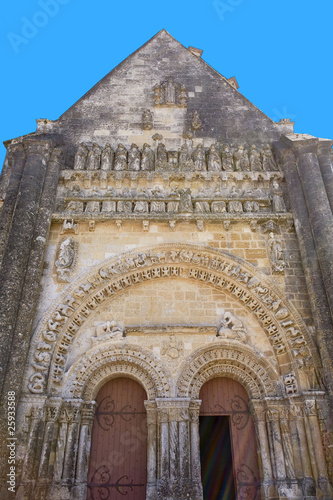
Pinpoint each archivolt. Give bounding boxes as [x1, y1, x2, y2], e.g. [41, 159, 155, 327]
[63, 343, 172, 400]
[27, 243, 319, 395]
[177, 343, 279, 399]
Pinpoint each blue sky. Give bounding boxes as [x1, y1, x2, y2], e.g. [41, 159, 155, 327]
[1, 0, 332, 169]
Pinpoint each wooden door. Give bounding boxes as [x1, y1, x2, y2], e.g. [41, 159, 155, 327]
[87, 377, 147, 500]
[199, 377, 261, 500]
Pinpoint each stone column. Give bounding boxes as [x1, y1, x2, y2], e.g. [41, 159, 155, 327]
[73, 402, 96, 500]
[62, 403, 81, 484]
[289, 403, 316, 498]
[304, 400, 333, 498]
[21, 405, 45, 498]
[317, 139, 333, 212]
[189, 400, 203, 500]
[274, 140, 333, 407]
[155, 398, 192, 500]
[144, 401, 158, 500]
[0, 143, 26, 266]
[266, 406, 287, 498]
[250, 402, 275, 499]
[0, 138, 52, 396]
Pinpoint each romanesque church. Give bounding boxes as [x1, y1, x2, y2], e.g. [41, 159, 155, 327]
[0, 29, 333, 500]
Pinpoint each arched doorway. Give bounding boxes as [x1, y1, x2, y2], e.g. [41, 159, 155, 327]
[87, 377, 148, 500]
[199, 377, 261, 500]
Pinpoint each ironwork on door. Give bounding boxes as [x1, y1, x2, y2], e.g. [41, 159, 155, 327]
[87, 377, 148, 500]
[199, 377, 261, 500]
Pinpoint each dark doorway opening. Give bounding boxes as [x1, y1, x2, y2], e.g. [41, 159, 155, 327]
[199, 415, 236, 500]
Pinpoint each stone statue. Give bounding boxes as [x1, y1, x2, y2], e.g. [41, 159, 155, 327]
[179, 188, 193, 213]
[153, 84, 162, 106]
[86, 143, 101, 170]
[222, 145, 234, 171]
[272, 181, 287, 212]
[191, 111, 202, 131]
[55, 238, 76, 282]
[114, 144, 128, 171]
[179, 143, 193, 168]
[128, 143, 141, 171]
[208, 144, 222, 171]
[163, 78, 177, 104]
[217, 311, 247, 341]
[268, 233, 286, 274]
[101, 143, 113, 170]
[73, 143, 88, 170]
[142, 109, 153, 130]
[141, 143, 155, 171]
[92, 320, 124, 343]
[157, 143, 168, 166]
[193, 144, 206, 171]
[249, 145, 262, 171]
[179, 84, 187, 106]
[261, 144, 278, 171]
[233, 145, 250, 171]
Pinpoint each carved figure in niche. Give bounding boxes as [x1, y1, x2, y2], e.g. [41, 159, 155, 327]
[192, 111, 202, 131]
[217, 311, 247, 341]
[102, 201, 116, 213]
[163, 78, 177, 104]
[87, 143, 101, 170]
[142, 109, 153, 130]
[157, 143, 168, 166]
[117, 201, 132, 213]
[85, 201, 100, 213]
[249, 145, 263, 171]
[179, 84, 187, 106]
[233, 145, 250, 171]
[161, 335, 184, 359]
[128, 143, 141, 171]
[268, 232, 286, 274]
[211, 201, 227, 213]
[141, 143, 155, 171]
[179, 188, 193, 213]
[114, 144, 128, 171]
[222, 145, 234, 171]
[153, 84, 162, 105]
[193, 144, 207, 171]
[92, 320, 124, 343]
[271, 181, 287, 212]
[151, 201, 166, 213]
[168, 151, 179, 166]
[228, 201, 243, 213]
[167, 201, 179, 213]
[73, 143, 88, 170]
[55, 238, 76, 282]
[194, 201, 210, 213]
[101, 143, 114, 170]
[230, 185, 241, 197]
[261, 144, 278, 171]
[208, 144, 222, 171]
[65, 201, 84, 213]
[134, 201, 149, 213]
[244, 201, 260, 212]
[179, 143, 193, 169]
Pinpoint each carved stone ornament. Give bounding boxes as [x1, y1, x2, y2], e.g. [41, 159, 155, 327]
[191, 111, 202, 131]
[142, 109, 153, 130]
[217, 310, 248, 341]
[91, 320, 124, 344]
[267, 232, 286, 274]
[161, 335, 184, 359]
[284, 372, 298, 395]
[153, 78, 187, 107]
[55, 237, 77, 282]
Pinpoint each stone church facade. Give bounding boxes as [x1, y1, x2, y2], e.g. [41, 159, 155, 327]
[0, 30, 333, 500]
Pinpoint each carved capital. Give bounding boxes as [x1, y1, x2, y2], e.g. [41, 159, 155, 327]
[23, 138, 53, 159]
[266, 407, 280, 422]
[81, 401, 97, 424]
[304, 400, 318, 417]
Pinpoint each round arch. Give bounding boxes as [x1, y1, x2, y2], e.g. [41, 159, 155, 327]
[26, 243, 319, 395]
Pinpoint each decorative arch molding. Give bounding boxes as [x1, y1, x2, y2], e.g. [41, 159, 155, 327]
[62, 343, 172, 400]
[27, 243, 319, 395]
[177, 343, 278, 399]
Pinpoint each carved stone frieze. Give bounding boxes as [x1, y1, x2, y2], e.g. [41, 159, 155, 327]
[267, 232, 286, 274]
[91, 320, 124, 344]
[216, 310, 247, 341]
